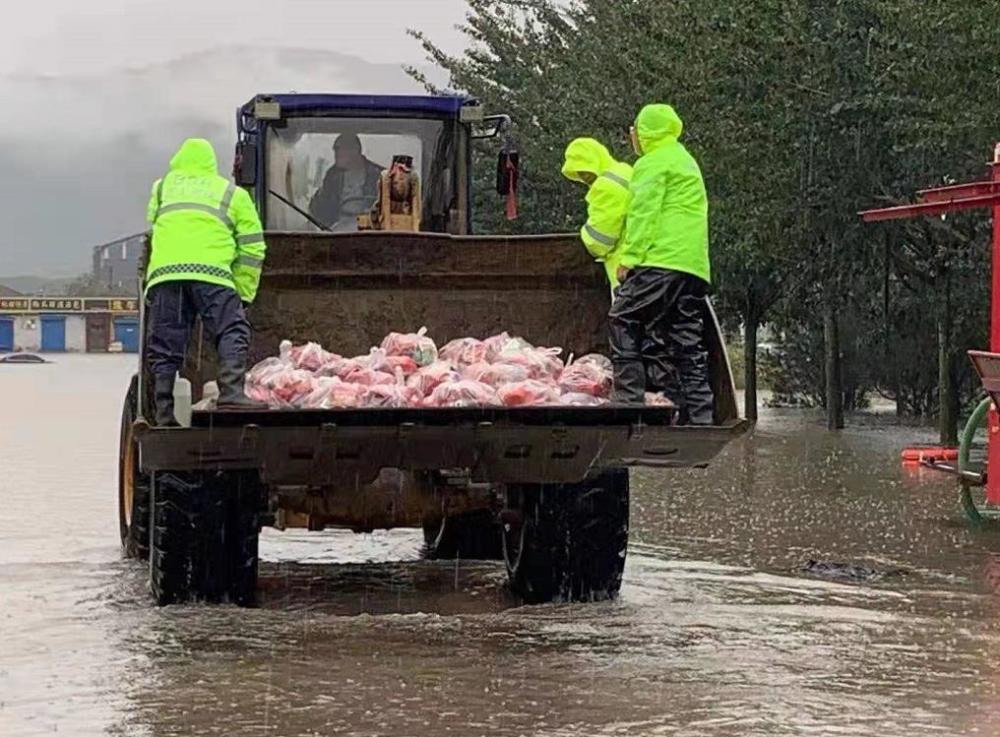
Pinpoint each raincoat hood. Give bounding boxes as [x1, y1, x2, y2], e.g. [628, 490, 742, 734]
[169, 138, 219, 175]
[561, 138, 614, 183]
[636, 104, 684, 154]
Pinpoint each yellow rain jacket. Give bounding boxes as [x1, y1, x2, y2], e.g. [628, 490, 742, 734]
[146, 139, 267, 303]
[618, 105, 710, 283]
[561, 138, 633, 291]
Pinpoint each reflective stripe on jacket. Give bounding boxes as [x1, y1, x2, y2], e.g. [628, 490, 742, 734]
[618, 104, 710, 284]
[582, 164, 632, 261]
[561, 138, 633, 293]
[145, 138, 267, 302]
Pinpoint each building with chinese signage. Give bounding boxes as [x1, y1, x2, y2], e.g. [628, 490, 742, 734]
[0, 296, 139, 354]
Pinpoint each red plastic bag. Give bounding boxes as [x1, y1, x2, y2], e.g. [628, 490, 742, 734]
[558, 360, 612, 398]
[425, 380, 500, 407]
[380, 326, 438, 367]
[439, 337, 489, 367]
[497, 380, 561, 407]
[407, 361, 461, 397]
[462, 361, 529, 387]
[560, 392, 610, 407]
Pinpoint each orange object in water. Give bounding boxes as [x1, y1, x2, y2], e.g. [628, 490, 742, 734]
[901, 446, 959, 464]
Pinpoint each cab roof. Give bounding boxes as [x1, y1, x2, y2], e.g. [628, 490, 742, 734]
[241, 93, 473, 118]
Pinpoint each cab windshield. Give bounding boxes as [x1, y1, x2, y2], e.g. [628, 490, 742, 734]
[264, 116, 457, 233]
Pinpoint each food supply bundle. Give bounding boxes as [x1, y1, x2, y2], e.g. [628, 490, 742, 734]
[243, 328, 621, 410]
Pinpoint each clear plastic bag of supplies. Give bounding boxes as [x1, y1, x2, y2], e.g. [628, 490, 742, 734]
[425, 380, 500, 408]
[300, 377, 366, 409]
[339, 366, 396, 387]
[462, 361, 530, 387]
[407, 361, 462, 397]
[496, 342, 564, 381]
[482, 331, 513, 362]
[497, 380, 562, 407]
[288, 341, 340, 372]
[439, 337, 489, 367]
[558, 360, 613, 398]
[265, 369, 318, 408]
[362, 383, 423, 408]
[559, 392, 610, 407]
[380, 326, 439, 367]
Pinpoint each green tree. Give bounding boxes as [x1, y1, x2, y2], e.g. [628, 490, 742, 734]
[411, 0, 1000, 434]
[411, 0, 800, 420]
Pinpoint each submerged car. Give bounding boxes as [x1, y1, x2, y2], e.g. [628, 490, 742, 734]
[0, 353, 48, 364]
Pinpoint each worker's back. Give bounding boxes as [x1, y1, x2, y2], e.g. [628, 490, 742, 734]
[145, 139, 253, 293]
[623, 106, 710, 284]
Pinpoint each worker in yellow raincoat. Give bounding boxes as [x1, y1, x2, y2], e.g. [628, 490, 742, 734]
[560, 138, 632, 294]
[611, 104, 713, 422]
[145, 138, 268, 425]
[561, 137, 680, 407]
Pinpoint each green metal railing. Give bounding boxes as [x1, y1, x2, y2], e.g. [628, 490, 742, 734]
[958, 396, 998, 524]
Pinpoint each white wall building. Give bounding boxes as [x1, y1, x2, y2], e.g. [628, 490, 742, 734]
[0, 297, 138, 354]
[8, 314, 87, 352]
[13, 315, 39, 352]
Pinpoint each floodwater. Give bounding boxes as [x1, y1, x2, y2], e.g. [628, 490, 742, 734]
[3, 355, 1000, 736]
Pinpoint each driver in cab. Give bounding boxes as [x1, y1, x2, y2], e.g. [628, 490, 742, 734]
[309, 133, 382, 231]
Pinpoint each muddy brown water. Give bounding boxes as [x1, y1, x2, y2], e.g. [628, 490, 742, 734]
[4, 355, 1000, 736]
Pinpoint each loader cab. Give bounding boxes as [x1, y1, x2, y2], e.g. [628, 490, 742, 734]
[234, 94, 513, 235]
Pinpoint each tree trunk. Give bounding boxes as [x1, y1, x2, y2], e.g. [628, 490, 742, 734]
[938, 276, 958, 445]
[824, 303, 845, 430]
[743, 317, 759, 422]
[885, 236, 904, 417]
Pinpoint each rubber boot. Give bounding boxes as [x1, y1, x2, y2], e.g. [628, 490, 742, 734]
[154, 374, 179, 427]
[217, 360, 268, 410]
[612, 359, 646, 404]
[683, 382, 715, 425]
[646, 355, 683, 401]
[679, 363, 715, 425]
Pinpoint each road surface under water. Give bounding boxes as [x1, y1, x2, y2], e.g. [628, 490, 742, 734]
[3, 355, 1000, 736]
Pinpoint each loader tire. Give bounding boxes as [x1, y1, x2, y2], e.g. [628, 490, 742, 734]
[119, 374, 151, 559]
[502, 468, 629, 604]
[150, 470, 263, 606]
[423, 509, 503, 561]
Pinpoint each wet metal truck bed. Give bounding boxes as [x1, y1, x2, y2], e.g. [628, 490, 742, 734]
[142, 405, 745, 484]
[120, 224, 745, 607]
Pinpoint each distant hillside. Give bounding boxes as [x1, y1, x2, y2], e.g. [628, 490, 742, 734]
[0, 276, 75, 296]
[0, 46, 439, 276]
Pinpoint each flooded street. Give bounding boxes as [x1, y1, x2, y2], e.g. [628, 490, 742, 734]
[5, 355, 1000, 736]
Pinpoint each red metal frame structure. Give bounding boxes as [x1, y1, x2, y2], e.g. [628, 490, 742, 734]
[860, 145, 1000, 502]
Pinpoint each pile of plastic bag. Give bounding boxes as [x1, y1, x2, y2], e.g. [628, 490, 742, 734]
[243, 328, 622, 409]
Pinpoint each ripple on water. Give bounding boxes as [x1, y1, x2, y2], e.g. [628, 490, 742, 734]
[4, 357, 1000, 736]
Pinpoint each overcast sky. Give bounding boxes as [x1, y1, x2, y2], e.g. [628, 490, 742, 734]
[0, 0, 470, 276]
[0, 0, 467, 76]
